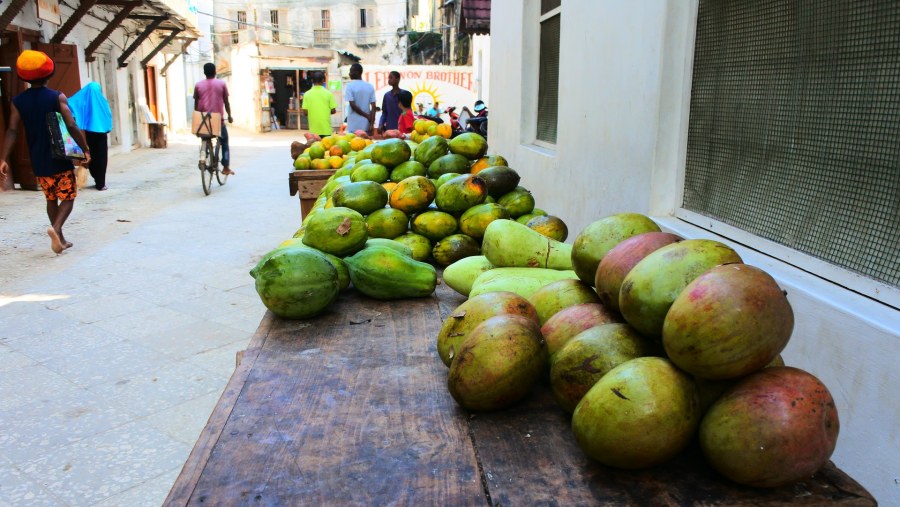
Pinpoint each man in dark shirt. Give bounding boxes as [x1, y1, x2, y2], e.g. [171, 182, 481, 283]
[0, 50, 90, 254]
[377, 71, 402, 135]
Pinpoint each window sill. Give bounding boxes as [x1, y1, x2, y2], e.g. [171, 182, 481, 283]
[654, 215, 900, 332]
[521, 142, 556, 158]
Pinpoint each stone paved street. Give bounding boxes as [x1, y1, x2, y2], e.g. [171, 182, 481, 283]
[0, 127, 304, 506]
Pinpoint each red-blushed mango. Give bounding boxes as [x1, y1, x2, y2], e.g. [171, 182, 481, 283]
[528, 278, 601, 325]
[595, 232, 683, 311]
[663, 264, 793, 380]
[437, 291, 539, 367]
[618, 239, 742, 339]
[550, 323, 658, 413]
[448, 314, 546, 411]
[700, 367, 839, 488]
[572, 357, 701, 469]
[571, 213, 661, 285]
[540, 303, 620, 358]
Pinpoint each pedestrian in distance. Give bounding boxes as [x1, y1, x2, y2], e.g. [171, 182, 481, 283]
[194, 63, 234, 175]
[426, 100, 441, 118]
[0, 50, 91, 254]
[344, 63, 376, 136]
[377, 70, 402, 135]
[67, 81, 113, 190]
[300, 71, 337, 137]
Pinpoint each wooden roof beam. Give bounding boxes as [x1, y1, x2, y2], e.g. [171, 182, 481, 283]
[159, 39, 193, 77]
[117, 16, 166, 67]
[85, 3, 141, 62]
[0, 0, 30, 34]
[140, 27, 180, 68]
[50, 0, 98, 44]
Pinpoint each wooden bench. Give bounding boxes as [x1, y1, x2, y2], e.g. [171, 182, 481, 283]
[165, 282, 875, 506]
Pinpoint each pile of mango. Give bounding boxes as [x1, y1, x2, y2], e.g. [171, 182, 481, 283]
[251, 132, 569, 320]
[435, 212, 841, 489]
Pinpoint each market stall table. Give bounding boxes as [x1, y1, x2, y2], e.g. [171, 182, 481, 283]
[166, 282, 875, 506]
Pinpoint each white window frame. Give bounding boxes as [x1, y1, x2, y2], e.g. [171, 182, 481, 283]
[652, 2, 899, 309]
[359, 7, 375, 28]
[532, 3, 561, 151]
[269, 10, 281, 43]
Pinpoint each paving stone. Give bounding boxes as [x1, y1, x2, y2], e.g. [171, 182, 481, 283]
[0, 128, 298, 503]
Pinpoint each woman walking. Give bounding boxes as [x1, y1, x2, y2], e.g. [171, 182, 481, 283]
[68, 82, 112, 190]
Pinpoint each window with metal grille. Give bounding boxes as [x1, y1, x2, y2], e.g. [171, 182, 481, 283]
[684, 1, 900, 289]
[270, 10, 280, 43]
[536, 1, 560, 145]
[231, 10, 246, 44]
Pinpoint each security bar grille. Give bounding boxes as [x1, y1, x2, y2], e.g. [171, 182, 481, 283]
[684, 1, 900, 287]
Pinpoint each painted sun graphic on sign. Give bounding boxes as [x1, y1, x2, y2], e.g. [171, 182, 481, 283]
[409, 82, 441, 113]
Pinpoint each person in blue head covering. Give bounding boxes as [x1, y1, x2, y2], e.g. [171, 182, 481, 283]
[68, 82, 113, 190]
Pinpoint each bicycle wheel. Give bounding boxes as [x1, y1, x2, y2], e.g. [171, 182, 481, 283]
[214, 139, 227, 185]
[199, 139, 213, 195]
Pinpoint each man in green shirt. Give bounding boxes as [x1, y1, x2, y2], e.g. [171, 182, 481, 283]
[300, 71, 336, 137]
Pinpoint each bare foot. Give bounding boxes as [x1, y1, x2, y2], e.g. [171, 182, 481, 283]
[64, 241, 73, 249]
[47, 227, 64, 254]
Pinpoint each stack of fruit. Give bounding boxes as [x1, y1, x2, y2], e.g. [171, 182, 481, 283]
[436, 212, 840, 489]
[252, 131, 570, 321]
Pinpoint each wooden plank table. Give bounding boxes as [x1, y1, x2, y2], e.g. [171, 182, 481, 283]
[166, 282, 875, 506]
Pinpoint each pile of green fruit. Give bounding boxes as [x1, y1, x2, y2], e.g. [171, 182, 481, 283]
[251, 132, 570, 320]
[436, 212, 840, 489]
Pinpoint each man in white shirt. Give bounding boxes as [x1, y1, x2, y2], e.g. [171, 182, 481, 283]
[343, 63, 376, 135]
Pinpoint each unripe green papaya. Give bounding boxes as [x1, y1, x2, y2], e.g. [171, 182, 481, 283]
[344, 245, 437, 299]
[364, 238, 413, 257]
[302, 207, 368, 257]
[448, 132, 488, 160]
[414, 135, 449, 167]
[252, 247, 340, 319]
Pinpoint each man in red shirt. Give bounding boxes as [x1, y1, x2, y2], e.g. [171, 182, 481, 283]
[194, 63, 234, 175]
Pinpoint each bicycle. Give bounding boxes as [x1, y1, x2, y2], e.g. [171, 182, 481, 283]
[194, 112, 228, 195]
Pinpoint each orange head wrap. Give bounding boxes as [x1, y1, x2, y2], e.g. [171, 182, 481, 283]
[16, 50, 55, 81]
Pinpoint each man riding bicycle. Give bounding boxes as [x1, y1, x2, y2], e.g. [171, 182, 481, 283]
[194, 63, 234, 175]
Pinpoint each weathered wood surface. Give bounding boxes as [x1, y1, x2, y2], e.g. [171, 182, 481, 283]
[167, 282, 875, 506]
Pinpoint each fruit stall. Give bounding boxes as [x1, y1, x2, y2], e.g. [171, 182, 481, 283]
[168, 130, 875, 504]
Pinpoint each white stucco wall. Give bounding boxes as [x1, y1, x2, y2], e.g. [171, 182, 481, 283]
[489, 1, 899, 504]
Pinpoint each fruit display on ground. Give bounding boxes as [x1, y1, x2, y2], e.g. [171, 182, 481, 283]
[264, 131, 842, 491]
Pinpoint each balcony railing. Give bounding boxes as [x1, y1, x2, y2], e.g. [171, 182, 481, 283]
[314, 29, 331, 47]
[356, 28, 378, 46]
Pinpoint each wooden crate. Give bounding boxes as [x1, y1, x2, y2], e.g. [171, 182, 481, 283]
[289, 169, 337, 218]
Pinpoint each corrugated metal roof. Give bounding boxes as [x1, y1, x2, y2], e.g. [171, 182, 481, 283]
[461, 0, 490, 35]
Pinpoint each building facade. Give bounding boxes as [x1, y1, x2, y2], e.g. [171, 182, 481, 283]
[207, 0, 409, 132]
[488, 2, 899, 503]
[0, 0, 202, 189]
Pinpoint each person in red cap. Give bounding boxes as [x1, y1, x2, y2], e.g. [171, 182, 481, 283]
[0, 50, 91, 254]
